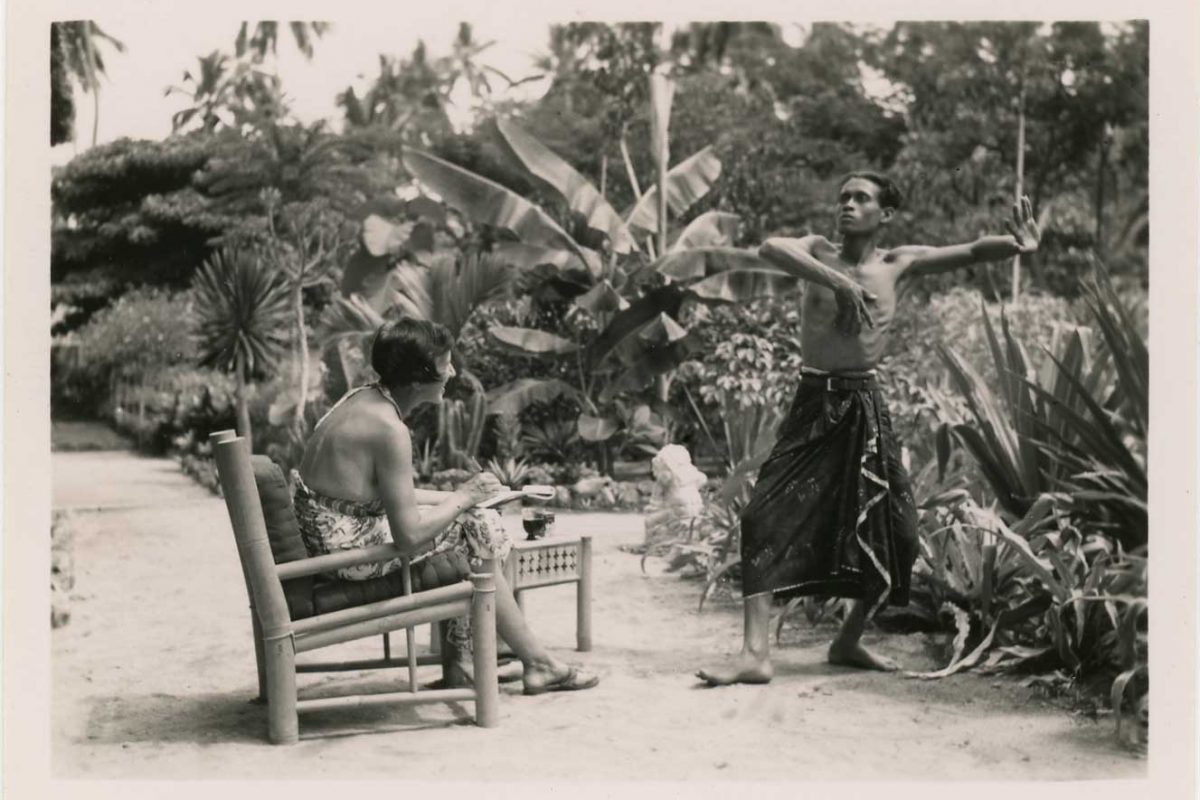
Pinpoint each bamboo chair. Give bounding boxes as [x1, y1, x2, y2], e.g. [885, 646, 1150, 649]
[210, 431, 499, 744]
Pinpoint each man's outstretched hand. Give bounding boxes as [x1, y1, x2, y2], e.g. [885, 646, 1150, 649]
[834, 282, 877, 336]
[1005, 195, 1041, 255]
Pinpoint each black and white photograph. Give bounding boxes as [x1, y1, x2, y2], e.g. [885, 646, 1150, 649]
[4, 0, 1197, 796]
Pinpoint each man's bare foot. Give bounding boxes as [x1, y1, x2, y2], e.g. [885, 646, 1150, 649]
[828, 641, 900, 671]
[696, 653, 774, 686]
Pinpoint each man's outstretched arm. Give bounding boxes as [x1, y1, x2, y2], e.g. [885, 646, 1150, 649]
[894, 196, 1041, 279]
[758, 235, 875, 335]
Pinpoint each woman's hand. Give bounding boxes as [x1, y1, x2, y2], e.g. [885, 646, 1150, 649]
[455, 471, 504, 507]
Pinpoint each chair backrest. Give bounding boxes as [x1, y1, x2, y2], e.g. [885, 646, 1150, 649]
[213, 436, 296, 637]
[250, 455, 318, 619]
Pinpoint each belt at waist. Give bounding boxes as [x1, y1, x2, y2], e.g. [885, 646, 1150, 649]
[800, 368, 879, 392]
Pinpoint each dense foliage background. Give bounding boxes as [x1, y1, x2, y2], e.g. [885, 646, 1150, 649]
[50, 20, 1149, 744]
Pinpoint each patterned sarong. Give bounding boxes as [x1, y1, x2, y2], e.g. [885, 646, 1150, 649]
[291, 472, 510, 650]
[739, 368, 918, 615]
[290, 382, 511, 650]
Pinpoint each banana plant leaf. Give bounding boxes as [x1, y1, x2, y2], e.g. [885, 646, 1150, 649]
[654, 246, 774, 282]
[492, 242, 580, 272]
[488, 325, 580, 355]
[496, 118, 637, 255]
[575, 279, 628, 314]
[638, 312, 688, 343]
[669, 211, 741, 251]
[587, 284, 687, 367]
[485, 377, 578, 417]
[577, 414, 620, 442]
[687, 267, 798, 304]
[625, 146, 723, 232]
[600, 337, 697, 401]
[401, 147, 601, 276]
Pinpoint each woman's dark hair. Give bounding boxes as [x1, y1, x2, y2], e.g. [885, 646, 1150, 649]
[371, 317, 454, 388]
[840, 171, 903, 211]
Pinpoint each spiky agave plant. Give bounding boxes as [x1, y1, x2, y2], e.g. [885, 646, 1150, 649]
[192, 247, 291, 451]
[934, 266, 1147, 551]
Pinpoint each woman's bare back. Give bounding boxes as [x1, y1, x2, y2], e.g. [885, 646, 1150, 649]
[298, 387, 406, 503]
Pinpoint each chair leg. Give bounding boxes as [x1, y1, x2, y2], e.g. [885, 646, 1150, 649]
[471, 562, 499, 728]
[264, 634, 299, 744]
[251, 610, 268, 702]
[577, 535, 593, 652]
[437, 621, 456, 680]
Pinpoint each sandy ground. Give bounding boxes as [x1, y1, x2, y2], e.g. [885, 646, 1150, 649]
[51, 448, 1143, 780]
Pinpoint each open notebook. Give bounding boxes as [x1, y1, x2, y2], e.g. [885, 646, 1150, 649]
[476, 484, 556, 509]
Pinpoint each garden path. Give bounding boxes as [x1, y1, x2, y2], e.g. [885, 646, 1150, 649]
[51, 448, 1141, 780]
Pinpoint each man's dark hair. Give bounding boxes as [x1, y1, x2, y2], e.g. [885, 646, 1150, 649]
[840, 171, 903, 211]
[371, 317, 454, 388]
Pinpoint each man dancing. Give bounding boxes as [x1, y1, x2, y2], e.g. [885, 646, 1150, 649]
[697, 172, 1040, 684]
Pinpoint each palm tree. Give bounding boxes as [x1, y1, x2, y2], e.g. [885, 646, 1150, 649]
[235, 21, 332, 62]
[192, 248, 291, 451]
[50, 21, 126, 146]
[166, 51, 290, 134]
[336, 42, 455, 144]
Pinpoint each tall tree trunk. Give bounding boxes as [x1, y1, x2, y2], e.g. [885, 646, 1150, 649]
[1012, 79, 1026, 305]
[92, 88, 100, 147]
[620, 127, 641, 198]
[649, 30, 675, 420]
[1095, 134, 1108, 252]
[235, 353, 253, 452]
[83, 26, 100, 147]
[291, 282, 309, 438]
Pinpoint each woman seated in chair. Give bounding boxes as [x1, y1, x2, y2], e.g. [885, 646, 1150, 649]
[293, 316, 598, 696]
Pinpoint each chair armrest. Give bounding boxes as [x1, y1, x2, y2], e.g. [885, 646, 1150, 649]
[276, 544, 406, 580]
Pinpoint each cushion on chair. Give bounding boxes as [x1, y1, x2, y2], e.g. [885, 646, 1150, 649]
[250, 456, 317, 619]
[310, 548, 471, 616]
[249, 455, 472, 619]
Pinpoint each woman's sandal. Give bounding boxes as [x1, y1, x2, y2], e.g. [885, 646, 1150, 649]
[522, 666, 600, 696]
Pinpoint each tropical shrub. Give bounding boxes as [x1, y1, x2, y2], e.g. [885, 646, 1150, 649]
[879, 287, 1075, 470]
[191, 247, 291, 451]
[519, 418, 584, 466]
[484, 456, 532, 488]
[397, 113, 798, 475]
[933, 270, 1146, 550]
[886, 266, 1148, 745]
[56, 287, 196, 417]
